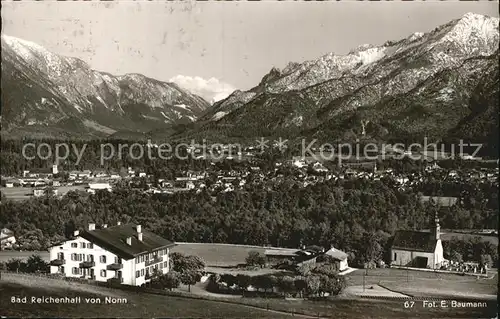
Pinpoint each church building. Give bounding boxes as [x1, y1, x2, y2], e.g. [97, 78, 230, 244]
[390, 212, 444, 269]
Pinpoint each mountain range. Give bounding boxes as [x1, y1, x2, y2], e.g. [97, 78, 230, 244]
[1, 35, 210, 139]
[1, 12, 499, 153]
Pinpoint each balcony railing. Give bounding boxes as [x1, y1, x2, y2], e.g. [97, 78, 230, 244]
[106, 263, 123, 271]
[107, 277, 124, 284]
[50, 259, 65, 266]
[145, 256, 162, 267]
[79, 261, 95, 268]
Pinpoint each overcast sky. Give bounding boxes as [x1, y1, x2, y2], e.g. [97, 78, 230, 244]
[2, 1, 498, 100]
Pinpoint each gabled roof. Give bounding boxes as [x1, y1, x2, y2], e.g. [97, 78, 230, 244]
[264, 249, 301, 257]
[324, 247, 348, 261]
[391, 230, 437, 253]
[1, 228, 15, 239]
[80, 223, 175, 260]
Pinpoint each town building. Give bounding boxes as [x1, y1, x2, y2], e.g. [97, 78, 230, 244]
[322, 247, 349, 271]
[391, 212, 444, 269]
[33, 188, 58, 197]
[22, 166, 56, 179]
[92, 169, 109, 178]
[87, 182, 112, 194]
[69, 170, 92, 180]
[295, 246, 349, 271]
[265, 248, 304, 265]
[48, 223, 175, 286]
[265, 246, 349, 271]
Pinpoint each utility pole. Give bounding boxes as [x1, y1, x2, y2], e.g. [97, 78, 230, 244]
[363, 271, 365, 292]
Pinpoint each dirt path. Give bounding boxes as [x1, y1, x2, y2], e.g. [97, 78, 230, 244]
[343, 284, 410, 298]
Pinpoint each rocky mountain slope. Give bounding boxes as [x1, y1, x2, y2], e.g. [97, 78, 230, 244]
[1, 35, 210, 139]
[192, 13, 498, 153]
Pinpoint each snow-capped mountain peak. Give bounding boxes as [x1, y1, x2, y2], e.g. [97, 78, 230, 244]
[1, 35, 211, 137]
[200, 12, 499, 138]
[440, 12, 499, 54]
[1, 34, 71, 76]
[2, 35, 50, 60]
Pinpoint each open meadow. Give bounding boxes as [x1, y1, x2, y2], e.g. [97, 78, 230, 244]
[172, 242, 269, 267]
[1, 185, 86, 201]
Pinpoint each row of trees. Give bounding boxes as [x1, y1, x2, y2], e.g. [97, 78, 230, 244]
[442, 237, 497, 267]
[207, 262, 346, 298]
[0, 255, 49, 273]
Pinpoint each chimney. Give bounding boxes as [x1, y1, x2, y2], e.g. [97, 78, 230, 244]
[126, 237, 132, 245]
[138, 232, 143, 242]
[117, 221, 121, 226]
[88, 223, 95, 231]
[136, 225, 142, 233]
[73, 230, 80, 237]
[102, 224, 108, 229]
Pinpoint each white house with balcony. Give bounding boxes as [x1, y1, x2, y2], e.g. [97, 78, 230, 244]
[48, 222, 175, 286]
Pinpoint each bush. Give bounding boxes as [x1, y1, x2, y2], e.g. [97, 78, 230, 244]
[319, 274, 346, 296]
[6, 259, 25, 272]
[277, 275, 295, 297]
[245, 251, 266, 267]
[151, 271, 181, 291]
[312, 263, 339, 276]
[236, 274, 251, 295]
[25, 254, 49, 273]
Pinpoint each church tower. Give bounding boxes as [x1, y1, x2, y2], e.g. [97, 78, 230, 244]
[431, 211, 440, 240]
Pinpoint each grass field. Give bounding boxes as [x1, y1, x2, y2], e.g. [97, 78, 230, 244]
[0, 278, 291, 318]
[1, 243, 285, 267]
[232, 297, 498, 319]
[172, 242, 269, 267]
[1, 185, 86, 201]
